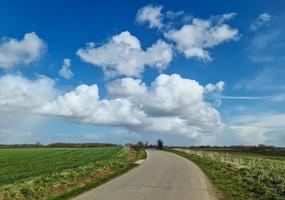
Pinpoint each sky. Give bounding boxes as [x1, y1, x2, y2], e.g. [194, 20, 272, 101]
[0, 0, 285, 146]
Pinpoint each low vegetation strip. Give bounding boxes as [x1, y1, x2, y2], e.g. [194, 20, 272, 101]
[0, 146, 144, 200]
[169, 148, 285, 200]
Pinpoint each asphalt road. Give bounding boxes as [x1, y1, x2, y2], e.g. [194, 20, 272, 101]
[73, 149, 217, 200]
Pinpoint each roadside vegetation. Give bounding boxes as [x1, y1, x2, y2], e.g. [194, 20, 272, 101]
[0, 145, 145, 200]
[169, 147, 285, 200]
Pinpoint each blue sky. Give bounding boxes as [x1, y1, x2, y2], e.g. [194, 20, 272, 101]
[0, 0, 285, 146]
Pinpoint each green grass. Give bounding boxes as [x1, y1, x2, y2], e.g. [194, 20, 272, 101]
[137, 148, 147, 159]
[0, 146, 144, 200]
[169, 148, 285, 200]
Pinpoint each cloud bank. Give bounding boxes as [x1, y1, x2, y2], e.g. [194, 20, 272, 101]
[40, 74, 223, 138]
[0, 73, 223, 138]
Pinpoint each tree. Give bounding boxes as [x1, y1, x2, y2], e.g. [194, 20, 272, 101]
[157, 139, 163, 150]
[135, 141, 144, 149]
[35, 142, 41, 146]
[144, 142, 148, 149]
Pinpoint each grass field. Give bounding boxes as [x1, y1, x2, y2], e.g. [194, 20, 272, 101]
[170, 148, 285, 200]
[0, 146, 144, 200]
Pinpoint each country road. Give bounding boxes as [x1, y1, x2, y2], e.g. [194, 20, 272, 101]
[73, 149, 217, 200]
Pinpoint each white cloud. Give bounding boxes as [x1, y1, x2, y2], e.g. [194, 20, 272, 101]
[165, 18, 238, 61]
[136, 5, 163, 29]
[0, 74, 57, 111]
[203, 81, 225, 107]
[106, 77, 147, 98]
[3, 73, 284, 146]
[39, 84, 145, 126]
[39, 74, 223, 138]
[220, 96, 272, 100]
[58, 58, 73, 79]
[136, 5, 238, 61]
[77, 31, 173, 77]
[0, 32, 45, 69]
[250, 12, 271, 31]
[205, 81, 225, 93]
[221, 12, 237, 21]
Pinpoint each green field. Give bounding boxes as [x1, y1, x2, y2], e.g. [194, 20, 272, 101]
[170, 148, 285, 200]
[0, 146, 143, 200]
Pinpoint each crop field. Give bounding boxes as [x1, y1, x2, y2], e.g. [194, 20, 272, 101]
[0, 146, 143, 200]
[171, 148, 285, 200]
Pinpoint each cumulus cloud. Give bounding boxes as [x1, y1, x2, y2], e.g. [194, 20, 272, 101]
[106, 77, 147, 98]
[204, 81, 225, 107]
[77, 7, 238, 77]
[136, 5, 238, 61]
[0, 74, 57, 111]
[77, 31, 173, 77]
[136, 5, 163, 29]
[165, 18, 238, 61]
[250, 13, 271, 31]
[40, 84, 145, 126]
[0, 32, 45, 69]
[205, 81, 225, 93]
[58, 58, 73, 79]
[6, 73, 283, 145]
[39, 74, 223, 138]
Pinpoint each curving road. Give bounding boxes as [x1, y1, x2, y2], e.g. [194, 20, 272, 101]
[73, 149, 217, 200]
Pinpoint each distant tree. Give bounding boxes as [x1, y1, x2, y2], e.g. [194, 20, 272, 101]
[144, 142, 148, 149]
[157, 139, 163, 150]
[129, 141, 145, 151]
[136, 141, 144, 149]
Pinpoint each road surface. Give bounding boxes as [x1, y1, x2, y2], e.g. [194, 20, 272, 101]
[73, 149, 217, 200]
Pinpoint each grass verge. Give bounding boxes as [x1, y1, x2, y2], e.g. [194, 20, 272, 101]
[168, 149, 285, 200]
[50, 162, 136, 200]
